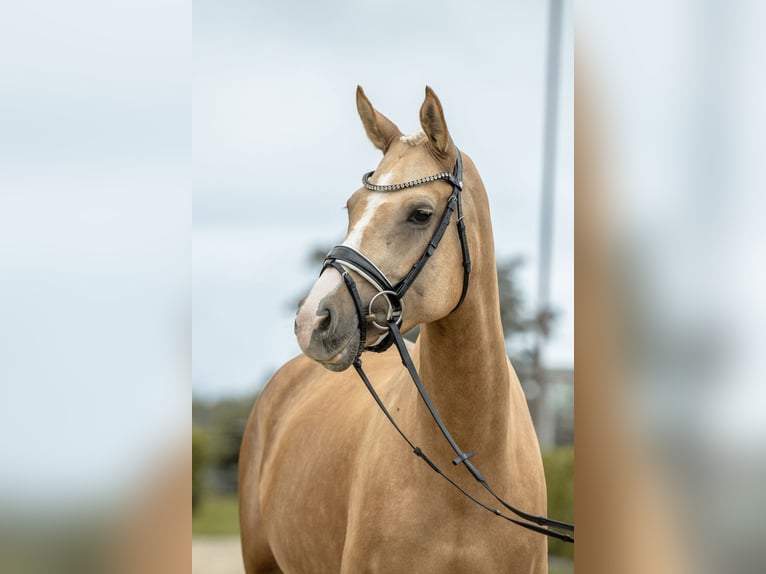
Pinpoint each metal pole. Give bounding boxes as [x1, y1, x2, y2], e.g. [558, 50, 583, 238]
[533, 0, 563, 449]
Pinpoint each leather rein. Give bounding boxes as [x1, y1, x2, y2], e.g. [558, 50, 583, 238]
[321, 150, 574, 544]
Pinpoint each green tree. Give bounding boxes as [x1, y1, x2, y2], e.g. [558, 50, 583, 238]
[192, 426, 209, 513]
[193, 394, 257, 495]
[496, 256, 558, 378]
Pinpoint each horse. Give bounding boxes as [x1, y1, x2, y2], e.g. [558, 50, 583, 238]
[239, 86, 549, 573]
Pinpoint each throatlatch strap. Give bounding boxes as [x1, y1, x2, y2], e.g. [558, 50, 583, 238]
[453, 152, 471, 310]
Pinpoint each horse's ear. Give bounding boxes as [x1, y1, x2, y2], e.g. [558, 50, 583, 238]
[356, 86, 402, 153]
[419, 86, 454, 157]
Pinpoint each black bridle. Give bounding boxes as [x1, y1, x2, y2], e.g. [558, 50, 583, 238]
[323, 151, 470, 355]
[321, 150, 574, 544]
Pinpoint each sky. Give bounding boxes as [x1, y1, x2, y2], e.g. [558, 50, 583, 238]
[193, 0, 574, 399]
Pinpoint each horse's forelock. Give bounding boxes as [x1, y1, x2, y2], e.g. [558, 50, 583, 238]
[399, 130, 426, 146]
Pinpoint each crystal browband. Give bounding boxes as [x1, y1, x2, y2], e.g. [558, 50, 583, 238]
[362, 170, 461, 192]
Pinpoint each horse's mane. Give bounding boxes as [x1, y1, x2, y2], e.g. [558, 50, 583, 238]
[399, 130, 426, 146]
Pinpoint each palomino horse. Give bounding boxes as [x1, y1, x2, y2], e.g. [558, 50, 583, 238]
[239, 87, 549, 573]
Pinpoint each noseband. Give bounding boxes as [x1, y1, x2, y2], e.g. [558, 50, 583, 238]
[318, 149, 574, 543]
[322, 150, 471, 356]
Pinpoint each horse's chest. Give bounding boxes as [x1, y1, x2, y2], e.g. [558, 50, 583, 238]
[259, 380, 543, 572]
[336, 461, 534, 572]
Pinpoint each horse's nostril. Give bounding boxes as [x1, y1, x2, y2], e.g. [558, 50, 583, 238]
[317, 309, 332, 333]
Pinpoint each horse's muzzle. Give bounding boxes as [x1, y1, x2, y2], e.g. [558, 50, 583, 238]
[294, 269, 361, 371]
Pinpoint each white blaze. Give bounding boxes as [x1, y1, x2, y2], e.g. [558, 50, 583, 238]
[343, 192, 390, 249]
[296, 169, 399, 353]
[294, 266, 342, 352]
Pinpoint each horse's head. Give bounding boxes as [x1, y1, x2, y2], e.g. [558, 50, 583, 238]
[295, 86, 470, 371]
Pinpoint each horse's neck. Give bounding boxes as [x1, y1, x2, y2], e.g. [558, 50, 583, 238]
[415, 251, 512, 468]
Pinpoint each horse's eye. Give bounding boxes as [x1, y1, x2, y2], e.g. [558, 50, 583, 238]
[409, 208, 433, 224]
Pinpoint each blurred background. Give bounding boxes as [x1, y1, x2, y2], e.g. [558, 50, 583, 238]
[575, 1, 766, 572]
[0, 2, 191, 573]
[3, 0, 764, 573]
[192, 0, 574, 572]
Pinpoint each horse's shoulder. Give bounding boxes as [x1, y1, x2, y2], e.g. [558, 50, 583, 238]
[255, 354, 323, 414]
[242, 355, 325, 462]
